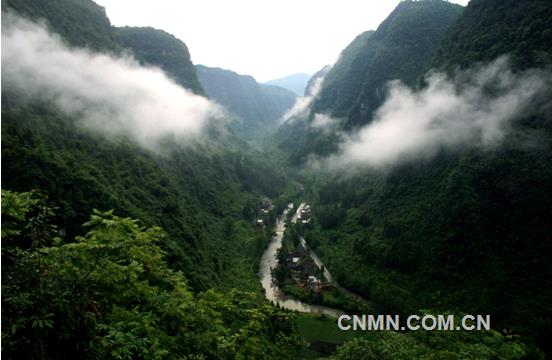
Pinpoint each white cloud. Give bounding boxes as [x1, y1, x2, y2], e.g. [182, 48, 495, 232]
[319, 57, 550, 169]
[1, 13, 224, 149]
[280, 76, 325, 124]
[310, 113, 340, 134]
[311, 113, 336, 129]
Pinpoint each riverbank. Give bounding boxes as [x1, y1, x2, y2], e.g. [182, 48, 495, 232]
[258, 203, 344, 318]
[271, 203, 371, 314]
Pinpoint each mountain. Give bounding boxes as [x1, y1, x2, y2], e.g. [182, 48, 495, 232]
[196, 65, 296, 139]
[116, 26, 206, 96]
[304, 65, 332, 96]
[1, 1, 301, 358]
[265, 72, 311, 96]
[313, 0, 463, 129]
[286, 0, 552, 355]
[309, 30, 374, 123]
[2, 0, 120, 52]
[276, 0, 463, 165]
[2, 0, 291, 293]
[4, 0, 552, 357]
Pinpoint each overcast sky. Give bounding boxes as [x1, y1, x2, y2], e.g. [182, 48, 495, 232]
[94, 0, 469, 82]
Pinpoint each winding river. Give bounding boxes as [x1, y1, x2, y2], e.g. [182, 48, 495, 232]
[258, 203, 344, 318]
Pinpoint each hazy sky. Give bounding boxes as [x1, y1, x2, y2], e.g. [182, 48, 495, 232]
[94, 0, 469, 82]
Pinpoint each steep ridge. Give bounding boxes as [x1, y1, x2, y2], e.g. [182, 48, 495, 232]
[304, 65, 332, 97]
[313, 0, 463, 129]
[116, 26, 206, 96]
[276, 0, 463, 165]
[3, 0, 552, 358]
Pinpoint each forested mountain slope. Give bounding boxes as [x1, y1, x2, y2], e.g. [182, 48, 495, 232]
[293, 0, 552, 355]
[430, 0, 552, 71]
[1, 1, 300, 357]
[2, 0, 288, 292]
[277, 0, 463, 165]
[313, 0, 463, 128]
[196, 65, 296, 139]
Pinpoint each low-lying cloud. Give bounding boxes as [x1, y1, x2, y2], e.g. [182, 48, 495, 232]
[310, 113, 340, 134]
[280, 76, 325, 124]
[2, 13, 224, 149]
[320, 57, 551, 169]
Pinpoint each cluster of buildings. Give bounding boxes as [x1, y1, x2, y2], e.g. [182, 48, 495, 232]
[297, 204, 312, 224]
[255, 197, 273, 229]
[285, 248, 326, 292]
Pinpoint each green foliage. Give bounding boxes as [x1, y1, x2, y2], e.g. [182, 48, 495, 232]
[301, 133, 552, 348]
[274, 222, 369, 314]
[333, 333, 424, 360]
[277, 0, 552, 355]
[295, 313, 361, 344]
[1, 88, 287, 292]
[431, 0, 552, 71]
[1, 189, 59, 248]
[2, 195, 301, 359]
[2, 0, 290, 297]
[116, 27, 206, 95]
[333, 329, 535, 360]
[4, 0, 552, 358]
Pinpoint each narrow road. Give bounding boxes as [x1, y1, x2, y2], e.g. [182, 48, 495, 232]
[293, 203, 369, 304]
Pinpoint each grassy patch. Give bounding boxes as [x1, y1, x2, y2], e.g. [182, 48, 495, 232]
[296, 313, 362, 344]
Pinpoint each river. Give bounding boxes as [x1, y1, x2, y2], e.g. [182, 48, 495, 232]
[258, 203, 344, 318]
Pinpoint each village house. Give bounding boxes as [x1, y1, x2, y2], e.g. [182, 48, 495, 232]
[261, 197, 272, 210]
[255, 219, 265, 229]
[307, 275, 322, 292]
[286, 249, 306, 270]
[300, 204, 312, 224]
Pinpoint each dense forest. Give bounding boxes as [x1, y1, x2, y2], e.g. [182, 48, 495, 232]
[2, 0, 552, 358]
[275, 0, 552, 356]
[2, 190, 300, 359]
[1, 0, 302, 358]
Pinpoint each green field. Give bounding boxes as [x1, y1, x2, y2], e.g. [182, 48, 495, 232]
[295, 313, 365, 359]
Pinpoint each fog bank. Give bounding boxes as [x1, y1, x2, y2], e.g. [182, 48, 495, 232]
[2, 13, 224, 149]
[320, 57, 550, 169]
